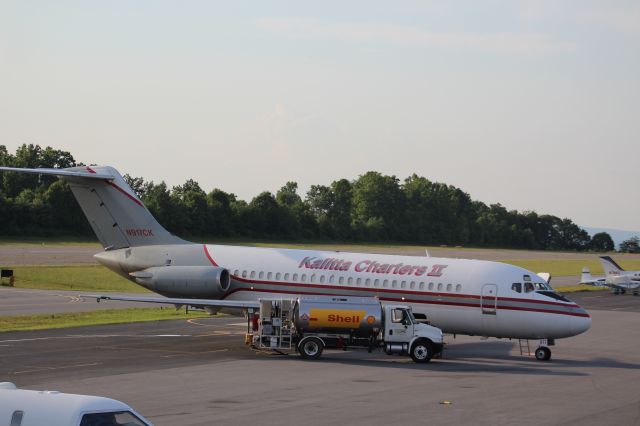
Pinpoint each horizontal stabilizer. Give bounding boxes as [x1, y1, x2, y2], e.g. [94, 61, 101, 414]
[82, 294, 260, 310]
[0, 166, 114, 180]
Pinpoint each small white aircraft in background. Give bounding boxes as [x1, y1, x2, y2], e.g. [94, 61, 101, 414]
[580, 256, 640, 295]
[580, 267, 607, 287]
[0, 165, 592, 361]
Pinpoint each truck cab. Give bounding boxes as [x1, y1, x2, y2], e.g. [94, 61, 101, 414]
[383, 304, 444, 362]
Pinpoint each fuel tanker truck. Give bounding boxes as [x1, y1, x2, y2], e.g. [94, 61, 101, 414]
[248, 296, 444, 363]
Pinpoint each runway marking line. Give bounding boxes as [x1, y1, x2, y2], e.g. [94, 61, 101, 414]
[194, 331, 245, 337]
[0, 334, 192, 344]
[161, 349, 229, 358]
[99, 346, 231, 357]
[186, 318, 230, 326]
[187, 318, 246, 327]
[13, 362, 102, 375]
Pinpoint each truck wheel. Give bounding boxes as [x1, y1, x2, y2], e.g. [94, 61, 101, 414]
[298, 337, 324, 360]
[410, 339, 433, 363]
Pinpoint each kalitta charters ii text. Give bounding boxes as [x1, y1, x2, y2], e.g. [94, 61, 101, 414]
[298, 257, 447, 277]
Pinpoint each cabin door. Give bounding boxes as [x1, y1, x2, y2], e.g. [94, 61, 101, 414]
[481, 284, 498, 315]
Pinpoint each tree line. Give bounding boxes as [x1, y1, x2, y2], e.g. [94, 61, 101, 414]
[0, 144, 631, 252]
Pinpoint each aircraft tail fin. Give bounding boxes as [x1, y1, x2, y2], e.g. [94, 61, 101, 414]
[600, 256, 625, 276]
[581, 267, 592, 283]
[0, 165, 186, 249]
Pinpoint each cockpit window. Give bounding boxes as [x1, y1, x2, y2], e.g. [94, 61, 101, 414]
[534, 282, 550, 290]
[537, 290, 571, 302]
[524, 282, 535, 293]
[511, 283, 522, 293]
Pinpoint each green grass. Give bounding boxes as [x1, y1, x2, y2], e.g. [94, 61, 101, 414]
[6, 265, 149, 293]
[504, 259, 640, 276]
[0, 237, 100, 246]
[557, 285, 609, 293]
[0, 308, 212, 332]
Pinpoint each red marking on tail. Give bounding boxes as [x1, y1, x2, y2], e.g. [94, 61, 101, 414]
[107, 181, 144, 207]
[86, 166, 144, 208]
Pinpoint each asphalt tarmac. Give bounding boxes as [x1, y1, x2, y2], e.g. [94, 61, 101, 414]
[2, 294, 640, 426]
[0, 287, 171, 316]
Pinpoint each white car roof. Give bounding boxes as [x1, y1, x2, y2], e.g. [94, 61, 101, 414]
[0, 382, 146, 426]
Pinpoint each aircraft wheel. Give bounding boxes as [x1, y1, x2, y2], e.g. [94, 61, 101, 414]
[535, 346, 551, 361]
[298, 337, 324, 360]
[410, 339, 434, 363]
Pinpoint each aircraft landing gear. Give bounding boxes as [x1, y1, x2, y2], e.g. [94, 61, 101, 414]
[535, 346, 551, 361]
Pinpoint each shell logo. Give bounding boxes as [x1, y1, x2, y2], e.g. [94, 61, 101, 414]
[366, 315, 376, 324]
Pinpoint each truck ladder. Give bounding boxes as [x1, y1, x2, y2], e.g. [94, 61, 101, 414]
[257, 299, 294, 351]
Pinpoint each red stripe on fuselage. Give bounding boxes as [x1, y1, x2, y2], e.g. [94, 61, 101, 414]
[222, 287, 589, 318]
[229, 275, 580, 309]
[204, 245, 219, 266]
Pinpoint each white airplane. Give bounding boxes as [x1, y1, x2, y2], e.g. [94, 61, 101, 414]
[0, 165, 592, 361]
[581, 256, 640, 295]
[579, 267, 606, 286]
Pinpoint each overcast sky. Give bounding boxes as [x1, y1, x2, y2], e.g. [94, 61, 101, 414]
[1, 1, 638, 231]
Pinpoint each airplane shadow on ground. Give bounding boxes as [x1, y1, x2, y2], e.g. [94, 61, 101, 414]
[263, 340, 640, 376]
[264, 341, 582, 376]
[442, 340, 640, 372]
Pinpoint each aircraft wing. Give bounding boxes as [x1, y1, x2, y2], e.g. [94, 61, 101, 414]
[82, 295, 260, 310]
[580, 279, 607, 286]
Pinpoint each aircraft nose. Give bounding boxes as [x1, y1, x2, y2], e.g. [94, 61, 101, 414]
[570, 310, 591, 336]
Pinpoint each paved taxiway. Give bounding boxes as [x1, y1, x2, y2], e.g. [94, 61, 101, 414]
[0, 287, 171, 316]
[2, 293, 639, 426]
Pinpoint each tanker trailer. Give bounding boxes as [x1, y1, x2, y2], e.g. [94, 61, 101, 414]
[251, 296, 443, 363]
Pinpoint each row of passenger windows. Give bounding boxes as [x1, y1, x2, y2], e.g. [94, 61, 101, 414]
[231, 269, 463, 292]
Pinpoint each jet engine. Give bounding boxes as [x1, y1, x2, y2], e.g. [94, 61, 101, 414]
[130, 266, 231, 298]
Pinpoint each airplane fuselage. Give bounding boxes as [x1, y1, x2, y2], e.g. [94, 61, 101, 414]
[95, 243, 591, 340]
